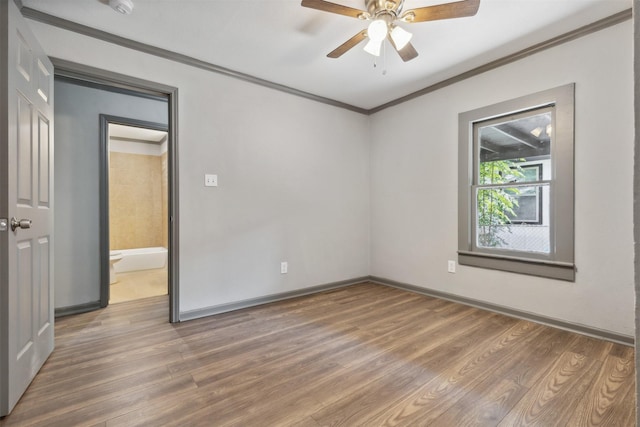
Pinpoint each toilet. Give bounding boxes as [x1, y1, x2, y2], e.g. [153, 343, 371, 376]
[109, 251, 123, 284]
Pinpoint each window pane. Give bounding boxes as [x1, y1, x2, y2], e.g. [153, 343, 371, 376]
[476, 184, 550, 253]
[479, 160, 534, 185]
[478, 111, 551, 184]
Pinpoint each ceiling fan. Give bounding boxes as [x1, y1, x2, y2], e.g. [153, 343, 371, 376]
[301, 0, 480, 62]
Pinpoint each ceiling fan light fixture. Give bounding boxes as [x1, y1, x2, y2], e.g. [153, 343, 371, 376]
[364, 39, 383, 56]
[367, 19, 388, 42]
[531, 124, 553, 138]
[390, 26, 412, 50]
[530, 127, 543, 138]
[301, 0, 480, 62]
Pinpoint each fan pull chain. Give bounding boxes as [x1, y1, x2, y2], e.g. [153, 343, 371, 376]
[382, 41, 387, 75]
[372, 43, 388, 76]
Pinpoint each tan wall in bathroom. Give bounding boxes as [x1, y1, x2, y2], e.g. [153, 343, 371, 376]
[109, 151, 166, 250]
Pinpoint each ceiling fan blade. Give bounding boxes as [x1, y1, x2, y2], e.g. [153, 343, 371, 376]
[327, 29, 368, 58]
[388, 37, 419, 62]
[396, 43, 419, 62]
[301, 0, 367, 19]
[401, 0, 480, 23]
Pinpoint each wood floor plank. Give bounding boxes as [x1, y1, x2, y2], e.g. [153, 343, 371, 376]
[566, 352, 636, 426]
[349, 320, 546, 426]
[6, 373, 197, 427]
[566, 334, 616, 362]
[498, 351, 603, 426]
[505, 327, 578, 388]
[238, 306, 497, 425]
[25, 345, 186, 401]
[167, 286, 413, 375]
[428, 326, 577, 426]
[0, 282, 634, 426]
[104, 388, 212, 427]
[307, 312, 518, 425]
[432, 378, 527, 427]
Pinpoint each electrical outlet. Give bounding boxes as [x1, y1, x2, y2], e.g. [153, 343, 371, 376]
[280, 262, 288, 274]
[204, 174, 218, 187]
[447, 260, 456, 273]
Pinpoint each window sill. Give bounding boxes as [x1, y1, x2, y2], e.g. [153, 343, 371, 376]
[457, 251, 575, 282]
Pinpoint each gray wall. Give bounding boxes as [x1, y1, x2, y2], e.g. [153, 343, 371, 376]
[40, 24, 371, 317]
[370, 21, 634, 336]
[54, 78, 168, 308]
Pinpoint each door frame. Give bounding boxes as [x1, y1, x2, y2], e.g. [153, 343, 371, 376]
[52, 58, 180, 323]
[99, 115, 170, 308]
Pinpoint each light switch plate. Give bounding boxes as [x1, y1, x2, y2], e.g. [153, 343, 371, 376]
[204, 174, 218, 187]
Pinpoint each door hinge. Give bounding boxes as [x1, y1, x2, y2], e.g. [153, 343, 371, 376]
[0, 218, 7, 232]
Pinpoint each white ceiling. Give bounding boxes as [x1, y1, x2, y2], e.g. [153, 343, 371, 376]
[21, 0, 631, 110]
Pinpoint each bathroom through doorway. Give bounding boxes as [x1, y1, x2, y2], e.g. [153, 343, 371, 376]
[100, 116, 171, 306]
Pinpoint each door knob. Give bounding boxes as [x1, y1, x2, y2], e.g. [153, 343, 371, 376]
[10, 217, 32, 232]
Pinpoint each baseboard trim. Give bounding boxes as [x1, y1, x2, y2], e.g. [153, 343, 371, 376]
[55, 301, 102, 318]
[179, 276, 370, 322]
[172, 274, 634, 345]
[370, 276, 634, 346]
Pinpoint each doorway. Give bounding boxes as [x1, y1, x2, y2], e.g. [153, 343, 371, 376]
[53, 60, 179, 322]
[102, 119, 169, 304]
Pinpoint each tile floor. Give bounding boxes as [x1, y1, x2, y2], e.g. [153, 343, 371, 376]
[109, 267, 168, 304]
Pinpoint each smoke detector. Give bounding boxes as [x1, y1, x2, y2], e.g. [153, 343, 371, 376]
[109, 0, 134, 15]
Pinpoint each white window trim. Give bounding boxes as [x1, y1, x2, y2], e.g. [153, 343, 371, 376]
[458, 84, 575, 281]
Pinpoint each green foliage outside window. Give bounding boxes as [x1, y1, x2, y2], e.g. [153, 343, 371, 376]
[477, 160, 524, 247]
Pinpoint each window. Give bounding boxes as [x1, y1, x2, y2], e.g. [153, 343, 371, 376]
[458, 84, 575, 281]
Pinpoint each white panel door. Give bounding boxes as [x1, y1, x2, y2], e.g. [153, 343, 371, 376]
[1, 0, 54, 416]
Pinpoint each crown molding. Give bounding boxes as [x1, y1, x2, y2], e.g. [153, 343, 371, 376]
[369, 8, 632, 114]
[20, 7, 368, 115]
[21, 6, 631, 116]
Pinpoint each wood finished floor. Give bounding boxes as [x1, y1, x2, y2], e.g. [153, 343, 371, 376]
[0, 282, 635, 426]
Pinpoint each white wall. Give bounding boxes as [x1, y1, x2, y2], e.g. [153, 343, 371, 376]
[370, 21, 634, 336]
[28, 21, 371, 316]
[54, 79, 168, 308]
